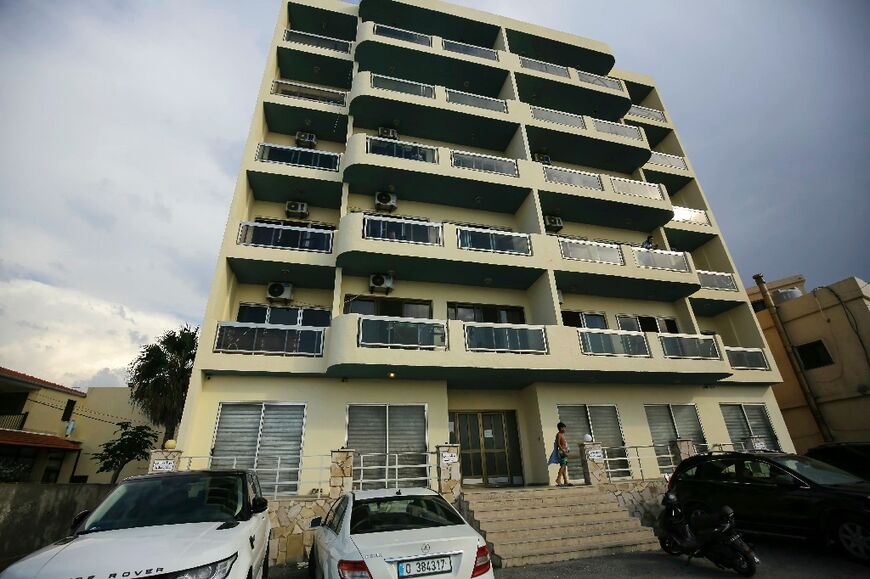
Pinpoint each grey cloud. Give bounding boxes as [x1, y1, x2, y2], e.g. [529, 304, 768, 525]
[72, 367, 127, 389]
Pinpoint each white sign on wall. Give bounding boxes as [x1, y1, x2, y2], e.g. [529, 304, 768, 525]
[152, 459, 176, 472]
[587, 449, 604, 462]
[441, 452, 459, 465]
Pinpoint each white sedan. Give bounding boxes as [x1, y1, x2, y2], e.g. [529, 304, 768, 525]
[309, 487, 494, 579]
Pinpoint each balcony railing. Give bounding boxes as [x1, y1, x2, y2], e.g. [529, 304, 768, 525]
[725, 347, 770, 370]
[450, 151, 518, 176]
[456, 226, 532, 255]
[358, 316, 447, 349]
[464, 323, 548, 354]
[255, 143, 341, 172]
[610, 177, 665, 200]
[698, 271, 738, 291]
[519, 56, 570, 78]
[576, 70, 624, 92]
[442, 38, 498, 61]
[592, 118, 643, 141]
[559, 238, 624, 265]
[270, 79, 347, 106]
[371, 74, 435, 98]
[363, 215, 443, 246]
[238, 222, 334, 253]
[632, 247, 690, 272]
[672, 206, 711, 226]
[0, 413, 27, 430]
[446, 89, 508, 113]
[214, 322, 325, 357]
[366, 137, 438, 163]
[543, 166, 604, 190]
[531, 106, 586, 130]
[648, 151, 689, 170]
[629, 104, 667, 122]
[578, 328, 649, 357]
[374, 24, 432, 47]
[283, 29, 352, 53]
[659, 333, 720, 359]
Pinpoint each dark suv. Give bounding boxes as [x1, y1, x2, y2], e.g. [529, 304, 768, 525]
[669, 451, 870, 562]
[806, 443, 870, 480]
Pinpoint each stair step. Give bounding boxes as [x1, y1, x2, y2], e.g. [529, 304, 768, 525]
[495, 537, 659, 568]
[493, 528, 657, 558]
[480, 512, 638, 536]
[464, 492, 615, 511]
[463, 486, 603, 501]
[470, 501, 624, 521]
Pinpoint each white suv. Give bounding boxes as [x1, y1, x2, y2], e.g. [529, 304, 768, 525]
[1, 469, 271, 579]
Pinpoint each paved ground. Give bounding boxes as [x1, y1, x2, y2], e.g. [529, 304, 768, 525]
[271, 537, 867, 578]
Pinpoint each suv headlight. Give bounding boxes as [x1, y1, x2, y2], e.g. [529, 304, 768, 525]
[171, 554, 237, 579]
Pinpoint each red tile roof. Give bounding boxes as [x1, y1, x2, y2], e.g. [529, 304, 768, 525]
[0, 366, 87, 397]
[0, 429, 81, 450]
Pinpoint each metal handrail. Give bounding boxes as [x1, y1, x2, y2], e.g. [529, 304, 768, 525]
[697, 270, 738, 291]
[456, 225, 532, 255]
[441, 38, 499, 61]
[362, 214, 444, 246]
[519, 56, 570, 77]
[463, 322, 549, 354]
[591, 118, 643, 141]
[629, 104, 667, 122]
[283, 29, 352, 53]
[724, 346, 770, 370]
[366, 136, 439, 163]
[357, 315, 449, 350]
[610, 176, 665, 200]
[672, 206, 711, 226]
[648, 151, 689, 170]
[558, 237, 624, 265]
[237, 221, 334, 253]
[353, 452, 439, 490]
[371, 73, 436, 98]
[373, 23, 433, 47]
[255, 143, 342, 171]
[270, 79, 347, 106]
[577, 327, 650, 358]
[530, 105, 586, 129]
[658, 333, 720, 360]
[450, 149, 519, 176]
[445, 88, 508, 113]
[575, 70, 625, 92]
[543, 165, 605, 190]
[0, 413, 27, 430]
[177, 455, 332, 499]
[632, 246, 691, 272]
[214, 322, 326, 357]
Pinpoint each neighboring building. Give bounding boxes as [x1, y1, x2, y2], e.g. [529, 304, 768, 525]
[0, 367, 163, 483]
[748, 275, 870, 453]
[177, 0, 791, 494]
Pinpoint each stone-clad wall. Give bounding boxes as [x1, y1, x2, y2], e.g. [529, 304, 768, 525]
[599, 480, 668, 528]
[267, 497, 331, 566]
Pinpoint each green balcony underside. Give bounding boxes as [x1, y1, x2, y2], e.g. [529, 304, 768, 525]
[247, 170, 343, 208]
[665, 226, 717, 252]
[264, 101, 348, 142]
[555, 271, 701, 302]
[506, 29, 614, 76]
[690, 296, 745, 317]
[538, 189, 673, 232]
[288, 3, 358, 43]
[526, 125, 651, 173]
[227, 257, 335, 289]
[516, 74, 631, 122]
[277, 47, 353, 90]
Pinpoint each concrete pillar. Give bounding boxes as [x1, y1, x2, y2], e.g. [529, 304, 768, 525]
[329, 448, 355, 499]
[436, 444, 461, 503]
[673, 439, 697, 463]
[579, 442, 606, 486]
[148, 449, 183, 473]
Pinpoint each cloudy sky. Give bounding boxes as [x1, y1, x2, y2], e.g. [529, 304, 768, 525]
[0, 0, 867, 388]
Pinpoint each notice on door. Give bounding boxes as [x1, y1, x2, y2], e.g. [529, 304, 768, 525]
[483, 429, 494, 438]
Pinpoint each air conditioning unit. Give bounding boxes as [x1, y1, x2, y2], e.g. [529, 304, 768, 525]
[374, 191, 398, 212]
[369, 273, 394, 295]
[378, 127, 399, 140]
[544, 215, 563, 233]
[285, 201, 309, 219]
[266, 282, 293, 302]
[533, 153, 552, 165]
[295, 131, 317, 149]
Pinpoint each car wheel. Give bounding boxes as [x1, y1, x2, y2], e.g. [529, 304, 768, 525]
[658, 536, 682, 556]
[834, 517, 870, 562]
[732, 552, 756, 577]
[308, 548, 317, 579]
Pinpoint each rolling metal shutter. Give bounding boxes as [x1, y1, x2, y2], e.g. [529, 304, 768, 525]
[347, 405, 387, 489]
[721, 404, 779, 451]
[557, 405, 626, 481]
[388, 405, 428, 487]
[557, 405, 592, 482]
[744, 405, 779, 450]
[644, 405, 679, 472]
[720, 404, 752, 450]
[671, 405, 707, 448]
[211, 404, 261, 470]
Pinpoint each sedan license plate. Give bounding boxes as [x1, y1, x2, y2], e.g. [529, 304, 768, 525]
[397, 556, 451, 577]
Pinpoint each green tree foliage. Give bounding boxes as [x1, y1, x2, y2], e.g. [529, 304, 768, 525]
[92, 421, 159, 484]
[128, 324, 198, 443]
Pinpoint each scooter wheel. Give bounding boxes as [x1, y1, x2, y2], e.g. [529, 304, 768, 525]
[658, 537, 682, 556]
[732, 552, 756, 577]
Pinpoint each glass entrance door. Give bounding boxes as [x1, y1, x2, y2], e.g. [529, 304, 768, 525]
[450, 411, 523, 486]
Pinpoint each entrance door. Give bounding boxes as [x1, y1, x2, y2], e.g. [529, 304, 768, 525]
[450, 411, 523, 486]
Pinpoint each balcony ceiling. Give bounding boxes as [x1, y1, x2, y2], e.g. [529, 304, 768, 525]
[516, 74, 631, 122]
[555, 271, 701, 302]
[626, 119, 669, 148]
[288, 3, 359, 42]
[506, 29, 615, 76]
[665, 226, 717, 252]
[264, 102, 348, 142]
[525, 125, 651, 174]
[538, 189, 674, 232]
[643, 167, 693, 195]
[227, 257, 335, 289]
[277, 47, 353, 90]
[246, 169, 343, 208]
[359, 0, 501, 49]
[689, 296, 745, 317]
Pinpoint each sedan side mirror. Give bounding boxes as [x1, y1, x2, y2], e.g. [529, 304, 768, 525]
[251, 497, 269, 514]
[71, 510, 91, 533]
[310, 516, 322, 529]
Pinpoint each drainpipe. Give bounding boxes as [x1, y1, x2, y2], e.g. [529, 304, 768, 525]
[753, 273, 834, 442]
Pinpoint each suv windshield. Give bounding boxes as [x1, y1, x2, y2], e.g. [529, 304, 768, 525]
[82, 473, 245, 533]
[350, 495, 464, 535]
[770, 455, 864, 486]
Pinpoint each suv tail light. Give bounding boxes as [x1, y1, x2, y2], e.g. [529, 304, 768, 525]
[471, 544, 491, 577]
[338, 560, 372, 579]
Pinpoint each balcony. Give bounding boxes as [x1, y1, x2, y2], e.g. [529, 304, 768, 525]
[697, 271, 737, 291]
[247, 143, 344, 208]
[648, 151, 689, 171]
[214, 322, 325, 357]
[456, 226, 531, 255]
[237, 222, 333, 253]
[270, 79, 347, 107]
[690, 271, 746, 316]
[362, 214, 442, 245]
[725, 347, 770, 370]
[255, 143, 341, 172]
[672, 206, 711, 227]
[659, 333, 719, 360]
[464, 323, 548, 354]
[370, 73, 436, 98]
[559, 238, 623, 265]
[717, 345, 780, 385]
[358, 316, 447, 349]
[632, 247, 690, 272]
[442, 38, 499, 61]
[627, 104, 667, 123]
[373, 23, 433, 46]
[520, 56, 570, 78]
[0, 413, 27, 430]
[576, 70, 625, 93]
[263, 80, 349, 159]
[284, 29, 352, 54]
[445, 88, 507, 113]
[578, 328, 649, 357]
[450, 151, 518, 177]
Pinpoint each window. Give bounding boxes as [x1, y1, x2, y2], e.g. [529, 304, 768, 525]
[237, 304, 331, 327]
[346, 405, 427, 489]
[720, 403, 780, 451]
[557, 405, 628, 480]
[345, 296, 432, 319]
[561, 311, 607, 329]
[617, 315, 678, 333]
[349, 494, 464, 535]
[61, 400, 76, 422]
[328, 495, 349, 533]
[211, 403, 306, 497]
[795, 340, 834, 370]
[448, 303, 525, 324]
[644, 404, 706, 473]
[739, 459, 797, 486]
[41, 451, 65, 483]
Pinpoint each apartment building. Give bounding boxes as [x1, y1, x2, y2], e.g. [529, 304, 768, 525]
[176, 0, 792, 494]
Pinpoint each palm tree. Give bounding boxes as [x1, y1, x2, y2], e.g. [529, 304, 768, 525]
[128, 325, 198, 444]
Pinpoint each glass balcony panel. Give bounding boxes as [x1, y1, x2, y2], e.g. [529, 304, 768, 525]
[592, 119, 643, 140]
[363, 216, 442, 245]
[672, 206, 711, 226]
[358, 317, 446, 349]
[610, 178, 663, 200]
[238, 222, 333, 253]
[451, 151, 518, 176]
[465, 324, 547, 353]
[271, 80, 346, 106]
[214, 323, 324, 356]
[698, 271, 738, 291]
[284, 29, 352, 53]
[633, 248, 690, 272]
[559, 239, 623, 265]
[519, 57, 570, 78]
[543, 166, 604, 190]
[629, 105, 667, 122]
[726, 347, 770, 370]
[530, 106, 586, 129]
[576, 70, 624, 91]
[371, 74, 435, 98]
[446, 89, 507, 112]
[457, 227, 531, 255]
[648, 151, 689, 170]
[374, 24, 432, 46]
[442, 39, 499, 61]
[256, 144, 341, 171]
[367, 138, 438, 163]
[659, 334, 719, 359]
[578, 329, 649, 356]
